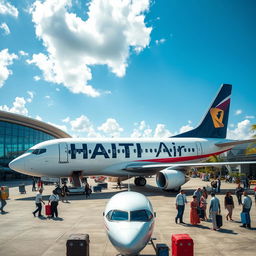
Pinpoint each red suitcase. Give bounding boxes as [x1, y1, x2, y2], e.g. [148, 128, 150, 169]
[45, 204, 52, 216]
[172, 234, 193, 256]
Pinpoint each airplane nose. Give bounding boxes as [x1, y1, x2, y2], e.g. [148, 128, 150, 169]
[9, 157, 25, 172]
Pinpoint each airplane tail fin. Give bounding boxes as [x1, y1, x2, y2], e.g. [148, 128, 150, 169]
[173, 84, 232, 138]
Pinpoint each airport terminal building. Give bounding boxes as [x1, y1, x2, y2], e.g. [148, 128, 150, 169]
[0, 110, 71, 180]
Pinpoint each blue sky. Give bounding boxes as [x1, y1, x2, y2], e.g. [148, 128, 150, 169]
[0, 0, 255, 139]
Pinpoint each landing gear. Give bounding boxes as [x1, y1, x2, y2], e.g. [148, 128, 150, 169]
[134, 177, 147, 186]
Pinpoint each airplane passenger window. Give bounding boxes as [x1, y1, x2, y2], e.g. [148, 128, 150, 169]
[107, 210, 128, 221]
[130, 210, 153, 222]
[188, 148, 191, 152]
[145, 149, 148, 153]
[192, 148, 195, 152]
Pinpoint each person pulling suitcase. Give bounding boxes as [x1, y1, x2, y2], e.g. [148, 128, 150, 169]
[32, 189, 45, 217]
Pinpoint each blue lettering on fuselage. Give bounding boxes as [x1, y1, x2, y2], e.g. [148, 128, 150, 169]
[68, 142, 193, 159]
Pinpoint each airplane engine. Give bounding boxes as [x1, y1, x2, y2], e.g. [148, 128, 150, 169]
[156, 169, 186, 191]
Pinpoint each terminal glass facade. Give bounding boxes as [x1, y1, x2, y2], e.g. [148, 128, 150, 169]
[0, 121, 54, 167]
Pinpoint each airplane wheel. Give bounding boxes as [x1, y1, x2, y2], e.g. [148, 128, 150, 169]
[134, 177, 146, 186]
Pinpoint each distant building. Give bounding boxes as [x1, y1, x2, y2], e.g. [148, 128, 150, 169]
[227, 143, 256, 179]
[0, 110, 71, 180]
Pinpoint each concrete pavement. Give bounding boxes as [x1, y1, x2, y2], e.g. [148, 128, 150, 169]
[0, 177, 255, 256]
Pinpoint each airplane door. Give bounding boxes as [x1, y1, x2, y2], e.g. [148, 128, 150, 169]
[196, 142, 203, 156]
[59, 143, 69, 163]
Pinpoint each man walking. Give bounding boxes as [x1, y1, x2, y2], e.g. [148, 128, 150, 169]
[240, 191, 252, 229]
[209, 193, 221, 231]
[175, 190, 187, 224]
[32, 188, 45, 217]
[193, 188, 202, 204]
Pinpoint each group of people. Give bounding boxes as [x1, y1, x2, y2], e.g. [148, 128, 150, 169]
[175, 184, 253, 230]
[32, 181, 92, 218]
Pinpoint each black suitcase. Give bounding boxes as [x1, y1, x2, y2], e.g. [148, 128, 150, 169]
[19, 184, 26, 194]
[216, 214, 223, 228]
[199, 208, 205, 219]
[156, 243, 169, 256]
[98, 183, 108, 189]
[92, 186, 102, 192]
[66, 233, 89, 256]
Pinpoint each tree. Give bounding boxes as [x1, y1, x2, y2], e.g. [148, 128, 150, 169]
[245, 124, 256, 155]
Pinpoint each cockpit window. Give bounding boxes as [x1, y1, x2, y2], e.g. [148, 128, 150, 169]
[32, 149, 47, 155]
[130, 210, 153, 222]
[106, 210, 128, 221]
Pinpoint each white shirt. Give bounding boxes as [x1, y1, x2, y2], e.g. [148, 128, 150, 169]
[49, 194, 59, 202]
[35, 193, 43, 204]
[242, 196, 252, 209]
[176, 193, 187, 206]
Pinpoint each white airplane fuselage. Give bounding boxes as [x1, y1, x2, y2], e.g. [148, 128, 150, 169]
[9, 137, 231, 178]
[104, 191, 155, 256]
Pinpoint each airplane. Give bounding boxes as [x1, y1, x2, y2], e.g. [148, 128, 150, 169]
[103, 191, 155, 255]
[9, 83, 256, 191]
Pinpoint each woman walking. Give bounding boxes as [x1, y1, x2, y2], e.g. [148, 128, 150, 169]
[190, 195, 200, 225]
[224, 191, 234, 221]
[200, 194, 208, 221]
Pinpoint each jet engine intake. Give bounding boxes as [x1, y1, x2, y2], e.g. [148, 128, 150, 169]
[156, 169, 186, 191]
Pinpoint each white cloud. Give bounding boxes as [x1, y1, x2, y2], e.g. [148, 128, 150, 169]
[56, 88, 60, 92]
[245, 115, 255, 119]
[35, 115, 42, 121]
[28, 0, 152, 97]
[62, 117, 70, 123]
[0, 22, 10, 35]
[0, 97, 29, 116]
[45, 95, 51, 99]
[0, 48, 18, 87]
[155, 38, 166, 45]
[70, 115, 94, 133]
[48, 122, 68, 133]
[131, 120, 152, 137]
[235, 109, 242, 115]
[153, 124, 173, 138]
[19, 50, 29, 56]
[0, 0, 18, 17]
[98, 118, 124, 137]
[179, 121, 193, 134]
[227, 119, 254, 140]
[26, 91, 34, 103]
[33, 75, 40, 81]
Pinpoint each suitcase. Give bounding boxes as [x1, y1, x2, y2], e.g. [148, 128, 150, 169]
[240, 212, 250, 224]
[0, 186, 9, 200]
[45, 204, 52, 216]
[216, 214, 223, 228]
[66, 233, 90, 256]
[172, 234, 193, 256]
[19, 184, 26, 194]
[98, 183, 108, 189]
[198, 208, 205, 219]
[92, 186, 102, 192]
[156, 243, 169, 256]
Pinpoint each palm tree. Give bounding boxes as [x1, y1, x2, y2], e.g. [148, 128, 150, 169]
[207, 154, 225, 178]
[245, 124, 256, 155]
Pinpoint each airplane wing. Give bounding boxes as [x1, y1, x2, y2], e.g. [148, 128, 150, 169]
[122, 161, 256, 173]
[215, 138, 256, 147]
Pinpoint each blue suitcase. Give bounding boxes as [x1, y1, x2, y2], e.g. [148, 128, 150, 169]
[93, 186, 102, 192]
[240, 212, 250, 224]
[156, 243, 169, 256]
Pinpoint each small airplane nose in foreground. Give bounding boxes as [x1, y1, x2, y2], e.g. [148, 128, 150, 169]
[9, 157, 25, 172]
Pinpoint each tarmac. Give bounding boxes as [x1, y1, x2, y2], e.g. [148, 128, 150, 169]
[0, 177, 256, 256]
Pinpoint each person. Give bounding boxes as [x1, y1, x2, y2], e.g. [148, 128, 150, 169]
[61, 182, 69, 203]
[190, 195, 200, 225]
[240, 191, 252, 229]
[49, 190, 60, 218]
[235, 183, 244, 205]
[254, 186, 256, 205]
[200, 194, 208, 221]
[32, 188, 45, 217]
[0, 189, 7, 214]
[209, 193, 221, 231]
[85, 182, 91, 199]
[193, 188, 202, 204]
[116, 178, 122, 189]
[224, 191, 234, 221]
[175, 190, 187, 224]
[202, 187, 208, 199]
[32, 177, 36, 192]
[211, 180, 217, 193]
[216, 178, 221, 193]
